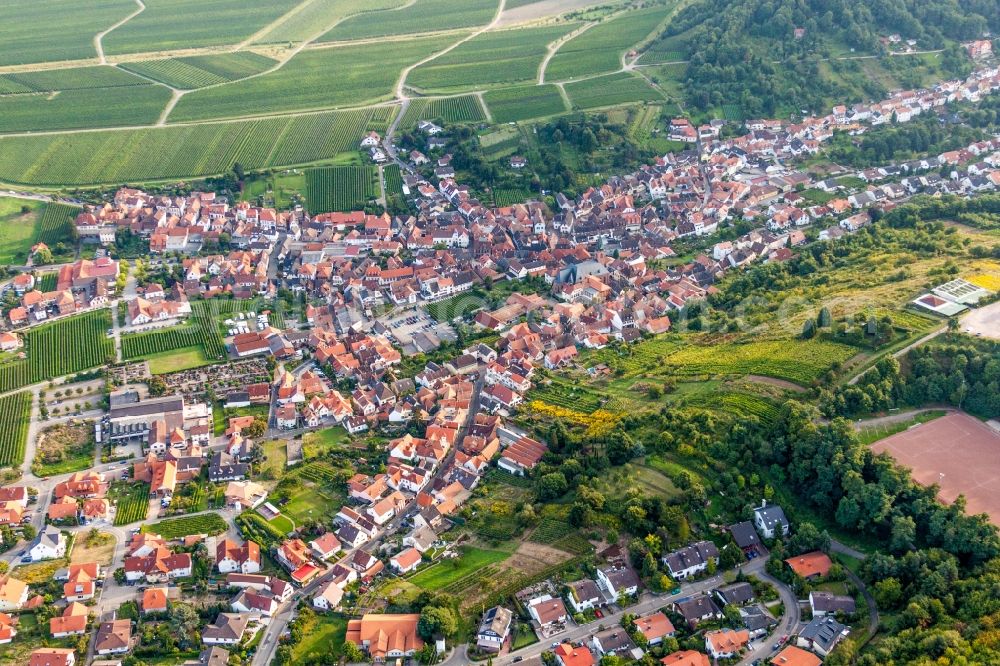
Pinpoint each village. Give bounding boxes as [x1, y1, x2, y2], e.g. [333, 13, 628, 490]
[0, 46, 999, 666]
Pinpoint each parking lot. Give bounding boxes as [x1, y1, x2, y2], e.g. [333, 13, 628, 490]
[377, 308, 457, 355]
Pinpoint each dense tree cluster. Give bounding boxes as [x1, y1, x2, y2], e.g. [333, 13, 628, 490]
[825, 113, 986, 167]
[821, 340, 1000, 418]
[653, 0, 999, 116]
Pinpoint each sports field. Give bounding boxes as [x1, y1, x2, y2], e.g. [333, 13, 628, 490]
[872, 412, 1000, 524]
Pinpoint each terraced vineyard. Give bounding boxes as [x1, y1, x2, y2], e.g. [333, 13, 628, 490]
[0, 66, 150, 93]
[299, 461, 339, 483]
[143, 512, 228, 539]
[121, 52, 277, 89]
[121, 299, 231, 364]
[546, 4, 672, 81]
[121, 324, 204, 360]
[484, 85, 566, 123]
[0, 310, 113, 393]
[399, 96, 487, 127]
[169, 36, 452, 122]
[0, 392, 32, 467]
[0, 1, 138, 66]
[409, 23, 578, 92]
[0, 85, 172, 133]
[383, 164, 404, 199]
[684, 391, 782, 425]
[529, 518, 575, 544]
[582, 335, 683, 375]
[529, 380, 604, 413]
[102, 0, 301, 55]
[565, 72, 663, 110]
[320, 0, 498, 42]
[306, 166, 379, 214]
[0, 108, 390, 186]
[663, 339, 857, 385]
[112, 483, 151, 526]
[35, 203, 79, 247]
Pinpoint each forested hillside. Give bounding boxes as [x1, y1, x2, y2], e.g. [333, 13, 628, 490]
[650, 0, 1000, 116]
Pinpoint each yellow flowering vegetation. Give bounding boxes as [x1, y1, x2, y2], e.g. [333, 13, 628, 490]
[528, 400, 623, 437]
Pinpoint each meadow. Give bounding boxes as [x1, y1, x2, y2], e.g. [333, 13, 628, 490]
[0, 197, 45, 264]
[0, 85, 171, 133]
[661, 339, 857, 385]
[0, 310, 114, 394]
[0, 107, 392, 186]
[120, 52, 277, 89]
[0, 392, 32, 468]
[0, 0, 133, 66]
[408, 547, 509, 590]
[484, 84, 566, 123]
[399, 96, 487, 127]
[169, 36, 453, 122]
[565, 72, 663, 110]
[101, 0, 301, 55]
[319, 0, 498, 42]
[409, 24, 578, 92]
[305, 166, 380, 213]
[546, 4, 672, 81]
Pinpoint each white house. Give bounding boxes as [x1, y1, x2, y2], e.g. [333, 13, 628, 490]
[753, 502, 789, 539]
[596, 565, 640, 598]
[28, 527, 66, 561]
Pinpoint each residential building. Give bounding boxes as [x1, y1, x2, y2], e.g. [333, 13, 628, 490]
[662, 541, 719, 580]
[753, 502, 789, 539]
[704, 629, 749, 659]
[95, 619, 132, 655]
[476, 606, 512, 653]
[345, 613, 424, 662]
[809, 591, 857, 616]
[797, 617, 848, 657]
[785, 551, 832, 580]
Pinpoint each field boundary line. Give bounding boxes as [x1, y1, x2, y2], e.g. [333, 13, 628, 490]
[538, 20, 598, 84]
[395, 0, 508, 100]
[474, 91, 494, 122]
[94, 0, 146, 65]
[238, 0, 319, 49]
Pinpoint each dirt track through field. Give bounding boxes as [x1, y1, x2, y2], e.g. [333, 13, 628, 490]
[872, 412, 1000, 524]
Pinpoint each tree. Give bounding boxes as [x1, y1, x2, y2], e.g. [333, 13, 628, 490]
[147, 376, 167, 397]
[817, 306, 832, 328]
[417, 606, 457, 641]
[536, 472, 568, 501]
[243, 417, 267, 439]
[342, 640, 365, 662]
[168, 603, 200, 648]
[802, 319, 816, 339]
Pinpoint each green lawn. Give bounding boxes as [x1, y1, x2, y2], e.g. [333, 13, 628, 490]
[408, 547, 509, 590]
[303, 426, 350, 458]
[282, 485, 341, 524]
[31, 446, 94, 477]
[290, 615, 348, 662]
[512, 623, 539, 650]
[263, 512, 296, 535]
[214, 403, 270, 436]
[0, 197, 43, 264]
[147, 347, 213, 375]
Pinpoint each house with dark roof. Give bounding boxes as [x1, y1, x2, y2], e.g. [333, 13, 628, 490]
[809, 591, 856, 617]
[796, 616, 848, 657]
[728, 522, 762, 557]
[753, 502, 789, 539]
[674, 594, 722, 628]
[715, 581, 754, 606]
[662, 541, 719, 580]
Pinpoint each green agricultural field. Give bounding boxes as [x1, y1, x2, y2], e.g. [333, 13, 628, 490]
[0, 85, 171, 133]
[120, 52, 277, 89]
[384, 163, 404, 198]
[143, 512, 228, 539]
[484, 84, 566, 123]
[111, 482, 151, 526]
[306, 166, 379, 213]
[565, 72, 663, 110]
[662, 339, 857, 385]
[0, 107, 391, 187]
[0, 197, 45, 264]
[0, 0, 135, 66]
[0, 310, 114, 394]
[0, 392, 32, 468]
[35, 203, 79, 254]
[320, 0, 498, 42]
[254, 0, 404, 45]
[409, 23, 578, 92]
[101, 0, 301, 55]
[546, 4, 672, 81]
[146, 347, 212, 374]
[0, 66, 151, 93]
[408, 547, 509, 590]
[169, 36, 453, 122]
[399, 95, 487, 127]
